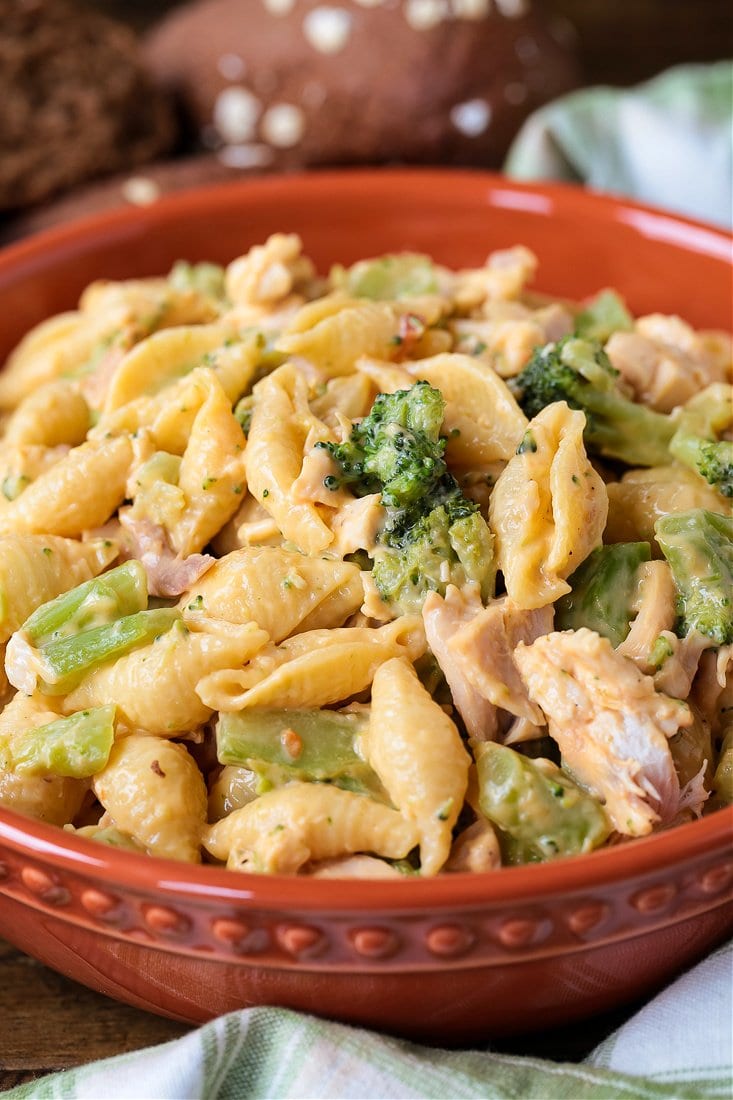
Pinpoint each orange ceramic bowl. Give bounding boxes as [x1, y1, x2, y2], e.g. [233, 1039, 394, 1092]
[0, 171, 731, 1042]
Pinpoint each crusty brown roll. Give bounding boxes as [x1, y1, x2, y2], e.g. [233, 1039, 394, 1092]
[0, 0, 177, 211]
[144, 0, 580, 172]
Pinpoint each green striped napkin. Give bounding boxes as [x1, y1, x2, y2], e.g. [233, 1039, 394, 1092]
[4, 939, 731, 1099]
[505, 62, 733, 229]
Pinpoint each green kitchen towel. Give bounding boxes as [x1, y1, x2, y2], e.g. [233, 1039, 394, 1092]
[4, 939, 731, 1099]
[505, 62, 733, 229]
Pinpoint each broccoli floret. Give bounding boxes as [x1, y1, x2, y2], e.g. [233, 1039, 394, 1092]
[672, 436, 733, 498]
[555, 542, 652, 647]
[330, 253, 439, 300]
[319, 381, 447, 504]
[574, 289, 633, 344]
[168, 260, 227, 302]
[511, 336, 675, 467]
[670, 384, 733, 498]
[373, 502, 495, 614]
[323, 382, 495, 614]
[655, 509, 733, 645]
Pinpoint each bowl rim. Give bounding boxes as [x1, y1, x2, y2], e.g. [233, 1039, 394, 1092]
[0, 167, 731, 912]
[1, 803, 731, 910]
[1, 166, 731, 279]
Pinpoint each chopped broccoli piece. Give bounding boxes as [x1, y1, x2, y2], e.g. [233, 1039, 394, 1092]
[655, 509, 733, 645]
[22, 560, 148, 646]
[555, 542, 652, 647]
[373, 504, 495, 614]
[0, 706, 116, 778]
[320, 381, 446, 502]
[672, 435, 733, 498]
[322, 382, 495, 614]
[169, 260, 227, 301]
[511, 336, 675, 467]
[475, 742, 610, 864]
[650, 634, 675, 668]
[78, 826, 146, 852]
[670, 384, 733, 498]
[216, 708, 368, 781]
[574, 289, 633, 344]
[330, 253, 439, 300]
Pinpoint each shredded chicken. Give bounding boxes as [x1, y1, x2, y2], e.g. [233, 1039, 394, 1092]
[309, 855, 401, 879]
[444, 818, 502, 873]
[653, 631, 713, 700]
[330, 493, 384, 557]
[617, 561, 677, 668]
[447, 596, 553, 725]
[225, 233, 315, 309]
[118, 512, 214, 597]
[422, 586, 499, 742]
[691, 645, 733, 732]
[452, 301, 573, 377]
[606, 314, 731, 413]
[212, 495, 283, 555]
[359, 572, 395, 623]
[614, 547, 711, 701]
[79, 340, 129, 410]
[292, 446, 351, 507]
[515, 628, 692, 836]
[453, 246, 538, 313]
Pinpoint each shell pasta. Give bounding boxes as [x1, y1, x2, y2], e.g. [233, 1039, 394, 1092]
[0, 237, 730, 876]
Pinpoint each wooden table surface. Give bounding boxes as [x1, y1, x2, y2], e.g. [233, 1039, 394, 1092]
[0, 935, 643, 1090]
[0, 939, 187, 1091]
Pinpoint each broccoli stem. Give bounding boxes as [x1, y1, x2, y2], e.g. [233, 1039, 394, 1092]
[475, 742, 610, 864]
[216, 708, 368, 779]
[561, 339, 675, 466]
[2, 706, 116, 778]
[555, 543, 651, 646]
[655, 509, 733, 645]
[513, 337, 675, 467]
[37, 608, 181, 694]
[23, 560, 148, 647]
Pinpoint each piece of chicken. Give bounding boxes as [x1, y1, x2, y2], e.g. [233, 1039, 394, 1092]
[423, 587, 551, 742]
[605, 314, 731, 413]
[117, 512, 214, 597]
[422, 585, 499, 742]
[616, 562, 677, 669]
[444, 819, 502, 873]
[692, 645, 733, 734]
[514, 628, 693, 836]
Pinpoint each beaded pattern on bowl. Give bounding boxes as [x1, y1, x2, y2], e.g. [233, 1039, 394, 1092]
[0, 843, 731, 970]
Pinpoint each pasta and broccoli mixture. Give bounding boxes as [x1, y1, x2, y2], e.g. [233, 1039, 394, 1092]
[0, 235, 730, 877]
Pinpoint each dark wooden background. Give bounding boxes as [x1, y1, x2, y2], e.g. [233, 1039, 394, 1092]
[82, 0, 733, 86]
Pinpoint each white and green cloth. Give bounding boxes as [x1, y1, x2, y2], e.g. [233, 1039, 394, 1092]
[505, 62, 733, 230]
[4, 939, 732, 1099]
